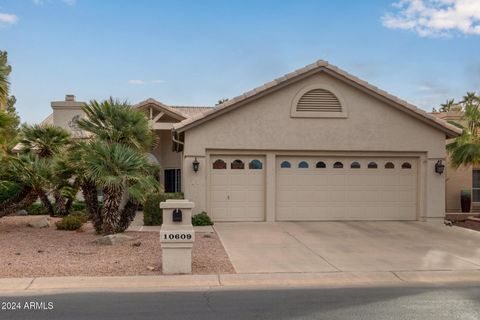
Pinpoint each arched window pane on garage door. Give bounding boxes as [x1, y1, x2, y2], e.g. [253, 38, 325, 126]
[333, 161, 343, 169]
[298, 161, 309, 168]
[385, 162, 395, 169]
[212, 159, 226, 169]
[316, 161, 326, 168]
[249, 159, 263, 170]
[401, 162, 412, 169]
[280, 161, 291, 168]
[351, 161, 361, 169]
[231, 159, 245, 169]
[368, 162, 378, 169]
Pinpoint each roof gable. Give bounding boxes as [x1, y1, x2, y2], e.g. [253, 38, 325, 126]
[173, 60, 462, 138]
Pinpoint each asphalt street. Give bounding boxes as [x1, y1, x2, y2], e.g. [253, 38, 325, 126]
[1, 284, 479, 320]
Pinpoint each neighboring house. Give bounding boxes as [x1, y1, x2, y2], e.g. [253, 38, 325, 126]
[42, 60, 461, 222]
[431, 108, 475, 212]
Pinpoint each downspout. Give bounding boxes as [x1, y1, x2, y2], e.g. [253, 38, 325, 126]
[171, 129, 184, 152]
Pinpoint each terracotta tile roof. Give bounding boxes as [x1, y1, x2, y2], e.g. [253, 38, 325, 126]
[172, 59, 462, 138]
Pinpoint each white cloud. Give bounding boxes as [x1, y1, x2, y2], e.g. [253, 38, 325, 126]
[382, 0, 480, 37]
[151, 80, 165, 84]
[128, 80, 145, 85]
[62, 0, 76, 5]
[33, 0, 44, 5]
[0, 13, 18, 25]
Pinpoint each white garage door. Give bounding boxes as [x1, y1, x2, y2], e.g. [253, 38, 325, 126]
[210, 156, 265, 221]
[276, 157, 417, 221]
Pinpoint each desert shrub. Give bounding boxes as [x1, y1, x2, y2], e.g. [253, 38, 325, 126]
[71, 201, 86, 212]
[55, 214, 84, 230]
[0, 181, 24, 203]
[143, 192, 184, 226]
[69, 211, 89, 223]
[26, 203, 48, 215]
[192, 212, 213, 226]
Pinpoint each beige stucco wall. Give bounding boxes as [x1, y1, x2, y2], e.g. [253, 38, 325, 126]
[181, 72, 447, 220]
[445, 161, 472, 212]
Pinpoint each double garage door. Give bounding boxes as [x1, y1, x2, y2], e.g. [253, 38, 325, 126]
[209, 155, 417, 221]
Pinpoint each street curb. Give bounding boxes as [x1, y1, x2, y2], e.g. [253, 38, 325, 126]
[1, 270, 480, 293]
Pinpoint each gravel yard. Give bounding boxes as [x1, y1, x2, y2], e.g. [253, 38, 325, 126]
[0, 216, 234, 277]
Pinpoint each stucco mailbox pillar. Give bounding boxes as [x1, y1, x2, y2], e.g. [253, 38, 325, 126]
[160, 199, 195, 274]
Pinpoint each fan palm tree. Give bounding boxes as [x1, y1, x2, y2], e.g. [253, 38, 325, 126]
[20, 124, 71, 158]
[77, 98, 155, 151]
[83, 141, 159, 234]
[0, 154, 52, 217]
[447, 92, 480, 168]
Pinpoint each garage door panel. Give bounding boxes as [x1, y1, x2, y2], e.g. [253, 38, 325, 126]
[210, 155, 265, 222]
[276, 156, 418, 221]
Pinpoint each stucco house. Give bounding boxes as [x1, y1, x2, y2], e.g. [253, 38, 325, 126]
[41, 60, 462, 222]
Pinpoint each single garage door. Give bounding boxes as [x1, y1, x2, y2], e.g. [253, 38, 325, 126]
[210, 155, 265, 221]
[276, 157, 417, 221]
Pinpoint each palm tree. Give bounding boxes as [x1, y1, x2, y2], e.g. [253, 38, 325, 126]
[77, 98, 155, 150]
[439, 99, 456, 112]
[17, 124, 73, 216]
[447, 92, 480, 168]
[74, 98, 160, 234]
[20, 124, 71, 158]
[0, 154, 52, 217]
[83, 141, 159, 234]
[0, 51, 11, 109]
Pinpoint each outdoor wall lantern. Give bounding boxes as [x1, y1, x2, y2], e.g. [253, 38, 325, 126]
[192, 157, 200, 173]
[435, 160, 445, 175]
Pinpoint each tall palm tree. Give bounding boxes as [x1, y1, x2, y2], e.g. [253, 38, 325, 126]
[447, 92, 480, 168]
[439, 99, 456, 112]
[0, 51, 11, 109]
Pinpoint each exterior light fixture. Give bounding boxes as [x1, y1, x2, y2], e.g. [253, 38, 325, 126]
[192, 157, 200, 173]
[435, 160, 445, 175]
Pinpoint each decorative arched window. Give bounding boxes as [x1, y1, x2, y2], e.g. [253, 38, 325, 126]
[401, 162, 412, 169]
[280, 161, 291, 168]
[231, 159, 245, 169]
[316, 161, 326, 168]
[298, 161, 309, 169]
[350, 161, 361, 169]
[385, 162, 395, 169]
[333, 161, 343, 169]
[367, 162, 378, 169]
[212, 159, 226, 169]
[249, 159, 263, 170]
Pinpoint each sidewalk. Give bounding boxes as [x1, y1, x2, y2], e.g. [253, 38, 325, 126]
[2, 270, 480, 294]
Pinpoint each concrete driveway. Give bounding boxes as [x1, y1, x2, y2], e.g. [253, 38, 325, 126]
[214, 221, 480, 273]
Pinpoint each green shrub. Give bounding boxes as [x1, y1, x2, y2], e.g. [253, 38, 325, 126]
[26, 203, 48, 215]
[69, 211, 89, 223]
[71, 201, 86, 212]
[0, 181, 24, 203]
[143, 192, 184, 226]
[55, 214, 84, 231]
[192, 212, 213, 226]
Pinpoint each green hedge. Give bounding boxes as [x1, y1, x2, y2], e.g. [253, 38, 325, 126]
[0, 181, 24, 203]
[55, 213, 85, 231]
[192, 212, 214, 226]
[26, 203, 48, 215]
[143, 192, 184, 226]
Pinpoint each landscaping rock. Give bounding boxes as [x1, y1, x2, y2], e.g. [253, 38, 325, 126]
[146, 266, 155, 271]
[27, 217, 50, 228]
[16, 210, 28, 216]
[93, 234, 133, 246]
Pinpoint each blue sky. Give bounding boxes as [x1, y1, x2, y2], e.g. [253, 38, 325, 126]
[0, 0, 479, 123]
